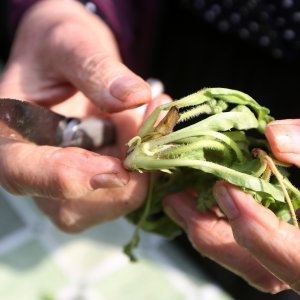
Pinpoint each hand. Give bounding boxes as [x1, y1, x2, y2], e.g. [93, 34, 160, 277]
[163, 119, 300, 294]
[0, 0, 155, 231]
[0, 0, 151, 112]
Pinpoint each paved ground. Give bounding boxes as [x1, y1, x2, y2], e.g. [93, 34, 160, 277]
[0, 188, 231, 300]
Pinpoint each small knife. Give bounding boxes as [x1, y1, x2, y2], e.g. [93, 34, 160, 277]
[0, 98, 115, 150]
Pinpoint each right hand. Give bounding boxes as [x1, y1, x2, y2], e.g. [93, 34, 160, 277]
[163, 119, 300, 294]
[0, 0, 156, 231]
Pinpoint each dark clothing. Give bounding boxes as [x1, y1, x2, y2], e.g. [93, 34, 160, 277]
[5, 0, 299, 119]
[5, 0, 300, 64]
[4, 0, 161, 76]
[183, 0, 300, 61]
[152, 3, 300, 120]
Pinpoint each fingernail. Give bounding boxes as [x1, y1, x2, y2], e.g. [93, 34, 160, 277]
[109, 76, 150, 102]
[214, 185, 240, 220]
[89, 173, 127, 189]
[267, 123, 300, 153]
[133, 103, 148, 117]
[147, 78, 164, 98]
[164, 206, 187, 229]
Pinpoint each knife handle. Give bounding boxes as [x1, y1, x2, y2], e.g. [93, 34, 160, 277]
[57, 117, 116, 150]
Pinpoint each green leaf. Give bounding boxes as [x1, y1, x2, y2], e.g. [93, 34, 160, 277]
[123, 87, 299, 261]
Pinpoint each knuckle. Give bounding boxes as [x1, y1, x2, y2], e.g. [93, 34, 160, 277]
[81, 53, 112, 83]
[231, 225, 254, 250]
[54, 201, 85, 233]
[53, 166, 75, 198]
[81, 52, 109, 75]
[49, 150, 87, 200]
[186, 217, 232, 256]
[78, 53, 114, 107]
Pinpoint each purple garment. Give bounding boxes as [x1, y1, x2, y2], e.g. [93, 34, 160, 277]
[7, 0, 39, 37]
[6, 0, 161, 76]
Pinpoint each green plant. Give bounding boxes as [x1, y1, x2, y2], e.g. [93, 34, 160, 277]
[123, 88, 300, 261]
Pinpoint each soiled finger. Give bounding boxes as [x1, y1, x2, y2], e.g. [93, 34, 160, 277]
[265, 119, 300, 168]
[163, 192, 287, 293]
[214, 181, 300, 294]
[0, 140, 128, 199]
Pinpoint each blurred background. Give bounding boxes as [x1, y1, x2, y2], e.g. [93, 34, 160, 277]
[0, 187, 232, 300]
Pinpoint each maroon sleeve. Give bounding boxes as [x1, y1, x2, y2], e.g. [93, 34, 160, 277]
[6, 0, 161, 76]
[94, 0, 161, 76]
[6, 0, 40, 40]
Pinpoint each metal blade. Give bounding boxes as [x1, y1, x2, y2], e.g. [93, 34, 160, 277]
[0, 98, 64, 145]
[0, 98, 115, 149]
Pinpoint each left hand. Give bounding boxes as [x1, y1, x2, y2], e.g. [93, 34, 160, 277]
[0, 0, 156, 232]
[163, 119, 300, 294]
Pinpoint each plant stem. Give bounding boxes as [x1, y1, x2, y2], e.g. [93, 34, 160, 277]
[264, 155, 299, 227]
[123, 173, 155, 261]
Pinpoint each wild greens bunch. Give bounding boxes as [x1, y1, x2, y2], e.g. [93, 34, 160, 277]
[123, 88, 300, 261]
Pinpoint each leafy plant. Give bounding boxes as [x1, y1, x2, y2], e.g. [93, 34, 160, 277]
[123, 88, 300, 261]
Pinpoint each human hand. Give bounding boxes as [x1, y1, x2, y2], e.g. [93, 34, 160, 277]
[0, 0, 151, 111]
[0, 0, 155, 231]
[164, 119, 300, 294]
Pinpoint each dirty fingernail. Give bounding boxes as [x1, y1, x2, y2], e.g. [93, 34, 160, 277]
[90, 173, 127, 189]
[214, 184, 240, 220]
[109, 76, 150, 102]
[164, 206, 187, 229]
[267, 123, 300, 153]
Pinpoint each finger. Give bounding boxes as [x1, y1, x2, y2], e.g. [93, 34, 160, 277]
[0, 139, 129, 199]
[214, 181, 300, 293]
[2, 0, 151, 112]
[163, 192, 288, 293]
[48, 16, 151, 112]
[34, 169, 149, 232]
[265, 119, 300, 167]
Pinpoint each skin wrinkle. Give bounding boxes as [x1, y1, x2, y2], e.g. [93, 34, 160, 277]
[1, 55, 76, 104]
[77, 54, 122, 112]
[227, 191, 300, 292]
[31, 4, 132, 112]
[269, 222, 300, 286]
[0, 142, 48, 196]
[47, 150, 92, 198]
[165, 191, 289, 293]
[49, 150, 123, 198]
[2, 0, 299, 291]
[80, 53, 120, 88]
[0, 0, 156, 237]
[188, 216, 286, 293]
[42, 160, 148, 232]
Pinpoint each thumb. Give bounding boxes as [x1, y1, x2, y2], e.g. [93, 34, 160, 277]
[0, 140, 129, 199]
[213, 181, 300, 293]
[265, 119, 300, 167]
[50, 14, 151, 112]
